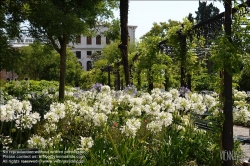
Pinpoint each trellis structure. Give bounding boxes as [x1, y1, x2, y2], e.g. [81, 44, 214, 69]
[158, 1, 250, 165]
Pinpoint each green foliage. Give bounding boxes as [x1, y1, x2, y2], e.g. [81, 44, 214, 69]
[195, 1, 220, 23]
[15, 42, 83, 87]
[137, 36, 172, 91]
[239, 68, 250, 91]
[102, 19, 121, 42]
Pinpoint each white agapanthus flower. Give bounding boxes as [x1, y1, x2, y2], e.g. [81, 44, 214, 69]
[175, 97, 191, 111]
[0, 104, 15, 122]
[44, 111, 59, 123]
[1, 100, 40, 128]
[203, 94, 217, 110]
[15, 112, 40, 129]
[147, 121, 163, 134]
[233, 106, 250, 124]
[101, 85, 111, 94]
[129, 98, 142, 107]
[65, 100, 78, 115]
[44, 102, 66, 123]
[141, 93, 153, 105]
[120, 118, 141, 138]
[155, 112, 173, 127]
[79, 136, 94, 151]
[130, 106, 142, 116]
[191, 102, 207, 115]
[233, 89, 248, 100]
[161, 92, 173, 101]
[93, 102, 112, 114]
[169, 89, 179, 100]
[28, 135, 46, 149]
[44, 123, 57, 134]
[93, 113, 108, 126]
[161, 100, 175, 112]
[188, 93, 203, 103]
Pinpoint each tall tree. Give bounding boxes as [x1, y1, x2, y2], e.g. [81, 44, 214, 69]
[119, 0, 130, 86]
[195, 0, 220, 23]
[0, 0, 22, 72]
[16, 42, 83, 86]
[6, 0, 118, 100]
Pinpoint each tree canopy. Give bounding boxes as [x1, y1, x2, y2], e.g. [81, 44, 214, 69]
[195, 0, 220, 23]
[4, 0, 119, 100]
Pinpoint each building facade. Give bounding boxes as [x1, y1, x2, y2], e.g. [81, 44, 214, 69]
[0, 37, 35, 81]
[69, 25, 137, 71]
[0, 25, 137, 80]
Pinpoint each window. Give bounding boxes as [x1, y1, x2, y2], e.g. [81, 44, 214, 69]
[96, 35, 101, 45]
[87, 36, 92, 45]
[87, 51, 92, 58]
[106, 37, 110, 44]
[87, 61, 92, 71]
[76, 51, 81, 59]
[76, 35, 81, 43]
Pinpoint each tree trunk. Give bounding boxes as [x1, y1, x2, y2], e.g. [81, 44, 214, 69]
[119, 0, 130, 86]
[222, 0, 233, 165]
[59, 43, 67, 101]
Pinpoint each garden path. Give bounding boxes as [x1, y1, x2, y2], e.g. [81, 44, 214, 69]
[233, 125, 250, 162]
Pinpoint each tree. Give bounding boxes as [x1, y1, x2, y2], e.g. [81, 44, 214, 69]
[137, 36, 171, 92]
[6, 0, 118, 100]
[142, 20, 180, 39]
[102, 19, 121, 42]
[195, 0, 220, 23]
[119, 0, 130, 86]
[0, 1, 22, 71]
[16, 42, 83, 87]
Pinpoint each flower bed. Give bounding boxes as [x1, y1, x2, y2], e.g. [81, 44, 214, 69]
[0, 81, 249, 165]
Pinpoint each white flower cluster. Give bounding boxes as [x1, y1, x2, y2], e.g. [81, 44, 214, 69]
[120, 118, 141, 138]
[27, 135, 47, 149]
[79, 136, 94, 151]
[0, 99, 40, 129]
[44, 102, 65, 123]
[233, 89, 250, 124]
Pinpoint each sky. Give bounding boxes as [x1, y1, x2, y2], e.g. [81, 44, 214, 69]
[113, 1, 225, 40]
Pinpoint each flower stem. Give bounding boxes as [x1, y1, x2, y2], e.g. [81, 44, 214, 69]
[104, 124, 122, 163]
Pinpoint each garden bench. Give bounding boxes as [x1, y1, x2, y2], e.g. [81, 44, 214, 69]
[190, 112, 250, 145]
[190, 112, 217, 132]
[0, 148, 39, 166]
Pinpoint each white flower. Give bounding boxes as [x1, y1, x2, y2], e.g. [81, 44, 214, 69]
[93, 113, 108, 126]
[79, 137, 94, 151]
[28, 135, 46, 149]
[130, 106, 142, 116]
[44, 111, 59, 123]
[141, 93, 152, 105]
[155, 112, 173, 127]
[161, 92, 173, 101]
[233, 106, 250, 123]
[204, 94, 217, 110]
[22, 100, 32, 113]
[44, 123, 57, 134]
[169, 89, 179, 99]
[101, 85, 111, 94]
[147, 121, 163, 134]
[161, 100, 175, 112]
[175, 97, 191, 111]
[120, 118, 141, 138]
[191, 102, 207, 115]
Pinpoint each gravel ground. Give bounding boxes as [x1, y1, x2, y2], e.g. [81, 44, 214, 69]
[233, 125, 250, 162]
